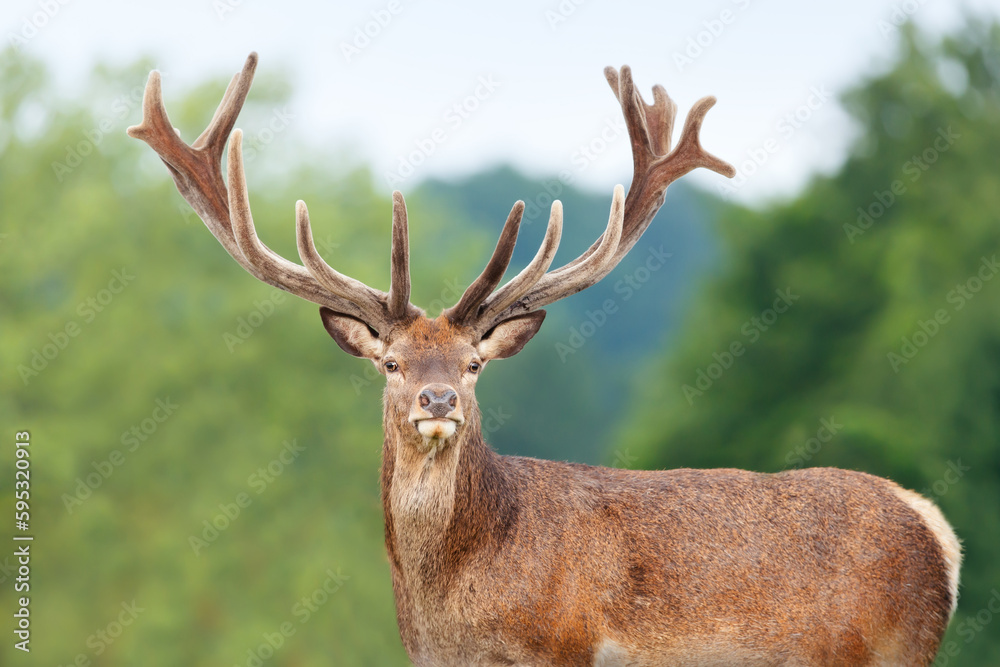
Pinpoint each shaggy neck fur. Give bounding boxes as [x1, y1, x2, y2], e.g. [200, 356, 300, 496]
[380, 398, 518, 598]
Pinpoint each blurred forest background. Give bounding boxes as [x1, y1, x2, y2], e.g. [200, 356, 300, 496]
[2, 18, 1000, 667]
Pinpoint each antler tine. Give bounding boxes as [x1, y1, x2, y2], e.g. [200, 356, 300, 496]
[649, 84, 678, 156]
[445, 201, 525, 325]
[610, 66, 654, 175]
[226, 129, 294, 272]
[127, 63, 256, 279]
[126, 52, 257, 185]
[478, 200, 563, 325]
[470, 188, 621, 332]
[504, 186, 623, 317]
[126, 70, 182, 160]
[661, 95, 736, 181]
[473, 66, 733, 328]
[294, 200, 391, 321]
[129, 53, 415, 332]
[194, 53, 258, 158]
[388, 191, 411, 319]
[226, 129, 391, 326]
[549, 66, 686, 279]
[602, 66, 677, 167]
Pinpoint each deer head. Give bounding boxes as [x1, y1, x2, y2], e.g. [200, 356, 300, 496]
[126, 52, 734, 452]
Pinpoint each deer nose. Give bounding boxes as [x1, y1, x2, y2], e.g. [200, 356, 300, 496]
[418, 384, 458, 419]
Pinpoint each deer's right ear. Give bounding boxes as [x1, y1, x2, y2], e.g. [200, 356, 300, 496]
[478, 311, 546, 360]
[319, 308, 384, 359]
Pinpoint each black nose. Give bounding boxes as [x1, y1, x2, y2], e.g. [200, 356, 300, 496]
[419, 386, 458, 419]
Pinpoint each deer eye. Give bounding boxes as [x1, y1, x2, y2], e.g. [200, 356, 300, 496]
[384, 361, 399, 373]
[467, 361, 481, 374]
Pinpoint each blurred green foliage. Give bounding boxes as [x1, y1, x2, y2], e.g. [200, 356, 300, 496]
[623, 20, 1000, 665]
[0, 46, 716, 666]
[2, 17, 999, 667]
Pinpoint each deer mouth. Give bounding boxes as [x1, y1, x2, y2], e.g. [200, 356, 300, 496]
[413, 417, 462, 440]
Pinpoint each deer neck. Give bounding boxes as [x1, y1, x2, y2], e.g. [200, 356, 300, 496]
[380, 400, 517, 591]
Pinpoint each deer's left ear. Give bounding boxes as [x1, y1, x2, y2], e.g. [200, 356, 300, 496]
[320, 307, 384, 359]
[478, 311, 546, 361]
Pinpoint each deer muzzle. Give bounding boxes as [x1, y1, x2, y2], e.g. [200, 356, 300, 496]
[410, 384, 464, 439]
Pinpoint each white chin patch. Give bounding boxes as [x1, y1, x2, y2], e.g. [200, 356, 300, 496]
[416, 419, 457, 440]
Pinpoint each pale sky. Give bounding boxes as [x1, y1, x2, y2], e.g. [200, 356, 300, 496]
[4, 0, 997, 204]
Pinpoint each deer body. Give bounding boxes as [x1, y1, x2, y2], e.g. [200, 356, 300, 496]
[384, 419, 957, 666]
[129, 53, 961, 666]
[376, 325, 957, 667]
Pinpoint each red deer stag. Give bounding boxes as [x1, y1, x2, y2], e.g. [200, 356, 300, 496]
[128, 53, 961, 666]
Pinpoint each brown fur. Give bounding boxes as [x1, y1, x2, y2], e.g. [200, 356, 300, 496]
[350, 316, 961, 667]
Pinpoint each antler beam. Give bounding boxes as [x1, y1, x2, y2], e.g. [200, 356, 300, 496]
[127, 53, 418, 333]
[448, 65, 735, 334]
